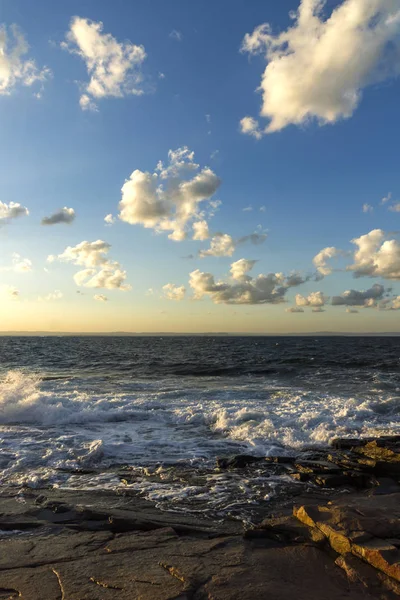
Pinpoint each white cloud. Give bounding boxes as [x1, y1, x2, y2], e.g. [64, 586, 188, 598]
[295, 291, 327, 308]
[41, 207, 75, 226]
[362, 203, 373, 213]
[381, 191, 392, 204]
[199, 233, 236, 257]
[243, 205, 253, 212]
[104, 213, 116, 225]
[313, 246, 341, 276]
[240, 0, 400, 134]
[38, 290, 63, 302]
[259, 206, 266, 212]
[162, 283, 186, 301]
[240, 116, 262, 139]
[0, 201, 29, 225]
[169, 30, 182, 42]
[189, 260, 303, 305]
[94, 294, 108, 302]
[0, 24, 51, 95]
[389, 203, 400, 212]
[79, 93, 98, 112]
[331, 283, 385, 307]
[0, 253, 32, 273]
[62, 17, 147, 109]
[199, 229, 267, 258]
[118, 147, 221, 241]
[49, 240, 131, 291]
[230, 259, 257, 281]
[192, 220, 210, 240]
[74, 265, 130, 290]
[349, 229, 400, 279]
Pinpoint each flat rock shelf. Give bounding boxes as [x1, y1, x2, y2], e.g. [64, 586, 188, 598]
[2, 435, 400, 598]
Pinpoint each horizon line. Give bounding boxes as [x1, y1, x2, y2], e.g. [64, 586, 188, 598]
[0, 331, 399, 337]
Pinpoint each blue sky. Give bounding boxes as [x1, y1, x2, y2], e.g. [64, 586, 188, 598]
[1, 0, 400, 333]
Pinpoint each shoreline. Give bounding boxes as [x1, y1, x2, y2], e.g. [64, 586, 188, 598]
[1, 436, 400, 598]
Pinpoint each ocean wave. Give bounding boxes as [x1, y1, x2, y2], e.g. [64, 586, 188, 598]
[1, 369, 400, 492]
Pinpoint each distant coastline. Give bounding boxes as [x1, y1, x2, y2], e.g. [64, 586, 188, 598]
[0, 331, 399, 337]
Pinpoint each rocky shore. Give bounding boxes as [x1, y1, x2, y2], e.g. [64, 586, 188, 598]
[1, 435, 400, 598]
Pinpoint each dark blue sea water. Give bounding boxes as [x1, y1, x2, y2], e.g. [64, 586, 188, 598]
[0, 336, 399, 514]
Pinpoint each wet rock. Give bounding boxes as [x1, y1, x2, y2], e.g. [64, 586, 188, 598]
[370, 478, 400, 496]
[294, 460, 341, 474]
[264, 456, 295, 464]
[330, 438, 372, 450]
[290, 472, 310, 482]
[216, 455, 264, 469]
[313, 473, 355, 488]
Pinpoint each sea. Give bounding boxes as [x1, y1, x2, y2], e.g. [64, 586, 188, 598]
[0, 335, 399, 518]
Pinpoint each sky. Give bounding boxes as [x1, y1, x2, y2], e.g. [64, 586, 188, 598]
[1, 0, 400, 334]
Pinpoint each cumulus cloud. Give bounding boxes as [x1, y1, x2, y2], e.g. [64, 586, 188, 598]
[104, 213, 116, 225]
[230, 259, 258, 281]
[286, 273, 309, 287]
[189, 260, 303, 305]
[295, 291, 327, 308]
[48, 240, 131, 291]
[199, 229, 267, 258]
[62, 17, 147, 110]
[313, 246, 341, 276]
[192, 220, 210, 240]
[0, 24, 51, 95]
[94, 294, 108, 302]
[243, 205, 253, 212]
[240, 0, 400, 134]
[0, 201, 29, 225]
[389, 203, 400, 212]
[41, 207, 75, 226]
[349, 229, 400, 279]
[384, 296, 400, 310]
[331, 283, 386, 307]
[38, 290, 63, 302]
[162, 283, 186, 301]
[199, 233, 236, 257]
[118, 147, 221, 241]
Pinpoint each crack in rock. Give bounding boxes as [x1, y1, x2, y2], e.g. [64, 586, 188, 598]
[160, 563, 186, 583]
[52, 569, 65, 600]
[89, 577, 124, 590]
